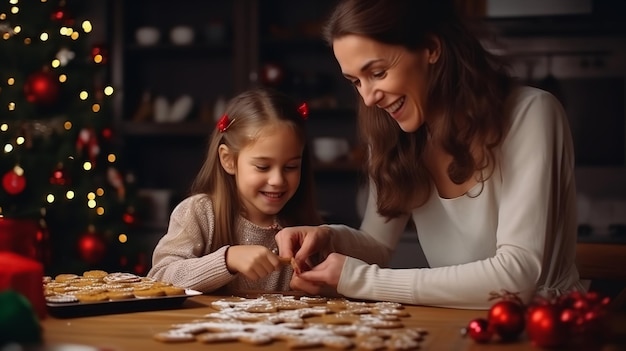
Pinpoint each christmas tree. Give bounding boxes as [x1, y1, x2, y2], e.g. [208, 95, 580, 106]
[0, 1, 142, 275]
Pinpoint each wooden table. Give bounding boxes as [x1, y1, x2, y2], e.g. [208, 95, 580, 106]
[41, 295, 626, 351]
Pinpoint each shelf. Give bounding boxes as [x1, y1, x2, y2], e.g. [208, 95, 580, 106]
[261, 38, 329, 53]
[478, 15, 626, 37]
[307, 108, 356, 119]
[125, 43, 232, 58]
[312, 159, 362, 173]
[120, 121, 213, 137]
[110, 0, 362, 229]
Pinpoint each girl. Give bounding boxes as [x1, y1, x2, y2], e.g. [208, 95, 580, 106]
[148, 88, 321, 293]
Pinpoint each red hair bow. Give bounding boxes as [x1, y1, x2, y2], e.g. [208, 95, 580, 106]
[217, 114, 232, 132]
[297, 102, 309, 120]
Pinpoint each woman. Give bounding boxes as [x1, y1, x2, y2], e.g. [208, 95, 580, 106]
[275, 0, 584, 309]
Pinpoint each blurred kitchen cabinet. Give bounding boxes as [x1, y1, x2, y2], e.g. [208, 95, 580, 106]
[108, 0, 363, 228]
[109, 0, 250, 199]
[252, 0, 363, 226]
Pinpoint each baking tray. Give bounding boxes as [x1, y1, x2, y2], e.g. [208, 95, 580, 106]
[46, 289, 202, 318]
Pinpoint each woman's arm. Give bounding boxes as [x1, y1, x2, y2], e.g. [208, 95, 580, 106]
[326, 179, 410, 265]
[336, 88, 579, 309]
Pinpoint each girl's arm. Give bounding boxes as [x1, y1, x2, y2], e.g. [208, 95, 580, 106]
[147, 195, 235, 292]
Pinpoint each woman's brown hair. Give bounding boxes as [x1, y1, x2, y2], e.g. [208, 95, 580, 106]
[323, 0, 513, 218]
[190, 88, 322, 251]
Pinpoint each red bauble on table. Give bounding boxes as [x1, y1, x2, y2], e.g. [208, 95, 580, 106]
[487, 299, 526, 341]
[24, 70, 60, 106]
[2, 169, 26, 195]
[77, 231, 106, 265]
[541, 291, 611, 346]
[464, 318, 493, 343]
[465, 290, 612, 348]
[526, 303, 569, 348]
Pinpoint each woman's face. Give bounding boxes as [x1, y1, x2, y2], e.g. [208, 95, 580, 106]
[333, 34, 439, 132]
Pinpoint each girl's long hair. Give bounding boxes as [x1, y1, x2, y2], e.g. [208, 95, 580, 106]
[323, 0, 513, 218]
[191, 88, 322, 251]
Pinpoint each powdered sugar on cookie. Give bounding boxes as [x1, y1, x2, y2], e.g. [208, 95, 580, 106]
[154, 293, 428, 349]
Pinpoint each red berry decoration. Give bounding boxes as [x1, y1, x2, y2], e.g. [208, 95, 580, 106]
[463, 318, 493, 343]
[487, 291, 526, 341]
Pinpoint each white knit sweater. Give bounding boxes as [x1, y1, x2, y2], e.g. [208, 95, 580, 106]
[147, 194, 293, 293]
[327, 86, 585, 309]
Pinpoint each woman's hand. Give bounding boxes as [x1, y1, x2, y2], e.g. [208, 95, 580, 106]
[274, 225, 332, 271]
[289, 252, 346, 294]
[225, 245, 281, 280]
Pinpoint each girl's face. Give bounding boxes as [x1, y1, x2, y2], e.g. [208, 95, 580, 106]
[332, 34, 439, 132]
[231, 124, 303, 227]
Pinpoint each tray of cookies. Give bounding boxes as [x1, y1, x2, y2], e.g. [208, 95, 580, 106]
[44, 270, 202, 318]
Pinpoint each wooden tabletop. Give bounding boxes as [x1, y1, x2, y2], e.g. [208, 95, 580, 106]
[41, 294, 626, 351]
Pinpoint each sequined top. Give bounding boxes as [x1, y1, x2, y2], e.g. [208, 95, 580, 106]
[147, 194, 293, 293]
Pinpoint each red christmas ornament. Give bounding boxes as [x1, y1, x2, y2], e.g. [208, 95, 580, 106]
[101, 127, 113, 140]
[487, 299, 526, 341]
[526, 303, 569, 348]
[50, 7, 67, 22]
[555, 291, 611, 344]
[23, 70, 60, 106]
[49, 165, 70, 185]
[50, 6, 74, 26]
[77, 231, 106, 265]
[2, 169, 26, 195]
[463, 318, 493, 343]
[466, 290, 613, 348]
[122, 211, 136, 225]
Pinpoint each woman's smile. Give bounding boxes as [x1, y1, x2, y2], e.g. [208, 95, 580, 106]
[381, 96, 406, 119]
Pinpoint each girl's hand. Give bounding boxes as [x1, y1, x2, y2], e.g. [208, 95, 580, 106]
[225, 245, 282, 280]
[289, 252, 346, 294]
[275, 225, 332, 271]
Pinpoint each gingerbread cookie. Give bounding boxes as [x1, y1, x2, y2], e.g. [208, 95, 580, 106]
[277, 256, 303, 274]
[83, 270, 108, 280]
[43, 271, 189, 304]
[155, 293, 426, 350]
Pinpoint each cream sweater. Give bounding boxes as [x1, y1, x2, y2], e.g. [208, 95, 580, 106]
[147, 194, 293, 293]
[327, 86, 584, 309]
